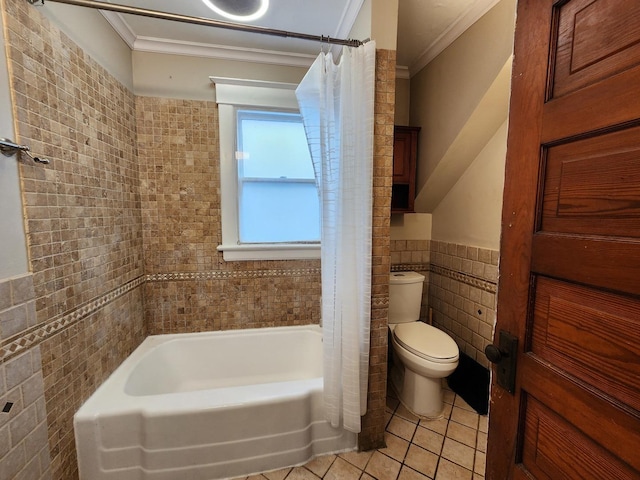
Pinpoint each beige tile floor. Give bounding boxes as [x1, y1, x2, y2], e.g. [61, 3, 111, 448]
[232, 385, 488, 480]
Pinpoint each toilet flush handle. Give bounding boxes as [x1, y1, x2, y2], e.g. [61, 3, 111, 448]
[485, 330, 518, 395]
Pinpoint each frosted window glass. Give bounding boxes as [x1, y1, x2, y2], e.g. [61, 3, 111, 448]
[236, 109, 320, 244]
[239, 182, 320, 243]
[237, 110, 315, 179]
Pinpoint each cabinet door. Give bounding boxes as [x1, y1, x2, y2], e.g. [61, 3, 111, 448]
[392, 126, 420, 213]
[393, 129, 414, 183]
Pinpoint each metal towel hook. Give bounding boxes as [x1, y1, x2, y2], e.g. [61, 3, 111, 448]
[0, 138, 50, 164]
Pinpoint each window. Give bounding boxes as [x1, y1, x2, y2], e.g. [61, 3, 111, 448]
[212, 77, 321, 261]
[236, 109, 320, 243]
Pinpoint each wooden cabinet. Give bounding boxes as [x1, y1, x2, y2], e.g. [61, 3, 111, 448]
[392, 125, 420, 213]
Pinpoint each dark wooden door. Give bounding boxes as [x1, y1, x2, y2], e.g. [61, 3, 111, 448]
[487, 0, 640, 478]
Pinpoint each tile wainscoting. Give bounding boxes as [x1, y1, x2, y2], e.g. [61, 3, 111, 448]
[0, 274, 51, 480]
[429, 241, 498, 369]
[0, 275, 145, 480]
[144, 268, 322, 334]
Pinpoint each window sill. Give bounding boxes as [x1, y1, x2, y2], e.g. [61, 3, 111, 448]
[217, 244, 320, 261]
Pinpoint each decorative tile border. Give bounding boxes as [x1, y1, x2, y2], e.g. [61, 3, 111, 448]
[0, 276, 145, 364]
[430, 264, 496, 294]
[2, 263, 409, 363]
[392, 263, 496, 294]
[146, 268, 321, 282]
[1, 267, 324, 363]
[372, 294, 390, 308]
[391, 263, 430, 273]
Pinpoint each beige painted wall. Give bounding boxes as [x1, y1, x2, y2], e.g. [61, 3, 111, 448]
[351, 0, 397, 50]
[409, 0, 516, 189]
[349, 0, 372, 42]
[371, 0, 398, 50]
[431, 121, 507, 250]
[390, 213, 432, 240]
[132, 51, 309, 100]
[394, 77, 410, 125]
[0, 10, 29, 278]
[40, 2, 133, 89]
[414, 56, 512, 213]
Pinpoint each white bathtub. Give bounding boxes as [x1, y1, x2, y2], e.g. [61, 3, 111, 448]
[74, 325, 356, 480]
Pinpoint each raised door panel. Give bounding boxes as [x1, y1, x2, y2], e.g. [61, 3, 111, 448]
[552, 0, 640, 99]
[531, 277, 640, 412]
[532, 122, 640, 297]
[540, 125, 640, 238]
[521, 397, 637, 479]
[393, 132, 411, 181]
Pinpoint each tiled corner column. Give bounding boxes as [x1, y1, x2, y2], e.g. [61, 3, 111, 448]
[358, 49, 395, 451]
[0, 274, 51, 480]
[428, 241, 499, 368]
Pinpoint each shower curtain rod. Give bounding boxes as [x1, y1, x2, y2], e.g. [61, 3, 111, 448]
[27, 0, 365, 48]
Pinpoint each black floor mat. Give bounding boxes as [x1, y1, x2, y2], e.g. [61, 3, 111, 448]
[447, 352, 490, 415]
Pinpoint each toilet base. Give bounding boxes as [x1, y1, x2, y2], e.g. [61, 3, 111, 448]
[390, 360, 445, 419]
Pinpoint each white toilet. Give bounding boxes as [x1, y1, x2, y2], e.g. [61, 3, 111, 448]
[388, 271, 459, 418]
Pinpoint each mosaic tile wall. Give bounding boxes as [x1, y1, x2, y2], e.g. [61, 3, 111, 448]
[358, 48, 395, 451]
[0, 275, 51, 480]
[136, 96, 323, 334]
[39, 287, 144, 479]
[0, 275, 36, 344]
[1, 0, 147, 478]
[143, 268, 321, 332]
[136, 98, 220, 275]
[429, 241, 498, 368]
[4, 2, 144, 324]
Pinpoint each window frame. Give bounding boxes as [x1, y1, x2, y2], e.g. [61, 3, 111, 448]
[212, 76, 321, 261]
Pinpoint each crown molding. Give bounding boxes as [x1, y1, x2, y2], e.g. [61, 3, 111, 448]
[100, 10, 136, 48]
[135, 36, 316, 68]
[396, 65, 410, 80]
[334, 0, 366, 41]
[324, 0, 366, 57]
[99, 10, 318, 68]
[409, 0, 501, 77]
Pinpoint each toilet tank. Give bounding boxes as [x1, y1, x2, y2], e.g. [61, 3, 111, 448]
[389, 271, 425, 324]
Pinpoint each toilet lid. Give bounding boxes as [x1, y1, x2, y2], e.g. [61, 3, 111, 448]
[393, 322, 459, 363]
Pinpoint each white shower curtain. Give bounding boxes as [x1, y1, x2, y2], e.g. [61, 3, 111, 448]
[295, 41, 376, 433]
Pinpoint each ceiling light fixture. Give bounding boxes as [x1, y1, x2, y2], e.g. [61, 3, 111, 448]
[201, 0, 269, 22]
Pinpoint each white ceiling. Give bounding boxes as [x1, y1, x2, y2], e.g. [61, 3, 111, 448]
[99, 0, 500, 76]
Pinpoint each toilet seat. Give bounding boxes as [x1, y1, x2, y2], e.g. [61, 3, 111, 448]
[393, 322, 459, 364]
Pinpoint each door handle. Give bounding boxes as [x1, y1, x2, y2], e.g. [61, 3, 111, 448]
[485, 330, 518, 394]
